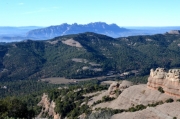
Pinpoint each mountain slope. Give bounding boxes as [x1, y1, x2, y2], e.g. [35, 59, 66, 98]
[117, 33, 180, 68]
[1, 32, 180, 81]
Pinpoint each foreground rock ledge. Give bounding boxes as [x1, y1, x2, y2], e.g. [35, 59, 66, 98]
[111, 102, 180, 119]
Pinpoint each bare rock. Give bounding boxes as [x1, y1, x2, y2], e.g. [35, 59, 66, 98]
[37, 93, 60, 119]
[147, 68, 180, 97]
[37, 93, 50, 113]
[108, 82, 120, 97]
[47, 40, 59, 44]
[167, 30, 180, 35]
[107, 80, 133, 98]
[93, 85, 173, 110]
[62, 38, 82, 48]
[111, 102, 180, 119]
[78, 113, 86, 119]
[119, 80, 133, 91]
[87, 90, 108, 106]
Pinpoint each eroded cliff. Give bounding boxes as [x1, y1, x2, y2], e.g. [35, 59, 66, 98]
[147, 68, 180, 97]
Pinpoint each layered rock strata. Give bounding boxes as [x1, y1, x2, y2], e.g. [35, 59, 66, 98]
[147, 68, 180, 97]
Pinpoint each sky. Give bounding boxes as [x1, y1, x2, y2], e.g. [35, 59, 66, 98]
[0, 0, 180, 26]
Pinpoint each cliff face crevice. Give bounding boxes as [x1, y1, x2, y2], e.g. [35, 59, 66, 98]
[147, 68, 180, 97]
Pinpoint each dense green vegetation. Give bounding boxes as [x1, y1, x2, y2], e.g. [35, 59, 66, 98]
[0, 89, 43, 119]
[0, 80, 108, 119]
[1, 32, 180, 81]
[0, 80, 63, 118]
[0, 98, 35, 119]
[0, 80, 62, 98]
[117, 34, 180, 69]
[52, 82, 108, 118]
[126, 75, 148, 84]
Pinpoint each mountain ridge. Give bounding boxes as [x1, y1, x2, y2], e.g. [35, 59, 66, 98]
[1, 32, 180, 81]
[26, 22, 128, 39]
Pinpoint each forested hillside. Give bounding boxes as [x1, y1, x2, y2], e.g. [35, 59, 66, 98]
[0, 32, 180, 81]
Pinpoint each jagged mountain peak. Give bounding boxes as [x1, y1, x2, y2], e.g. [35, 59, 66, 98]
[26, 22, 128, 39]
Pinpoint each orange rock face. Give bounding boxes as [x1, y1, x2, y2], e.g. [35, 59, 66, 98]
[147, 68, 180, 98]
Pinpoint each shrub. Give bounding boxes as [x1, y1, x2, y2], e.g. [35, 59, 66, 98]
[135, 104, 146, 110]
[102, 96, 115, 102]
[128, 104, 146, 112]
[92, 96, 115, 106]
[148, 101, 164, 107]
[128, 107, 136, 112]
[165, 98, 174, 103]
[177, 99, 180, 102]
[158, 87, 164, 93]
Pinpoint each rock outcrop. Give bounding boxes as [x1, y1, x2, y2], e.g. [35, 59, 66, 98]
[147, 68, 180, 97]
[108, 82, 120, 98]
[167, 30, 180, 35]
[93, 84, 172, 110]
[108, 80, 133, 98]
[37, 93, 60, 119]
[119, 80, 133, 91]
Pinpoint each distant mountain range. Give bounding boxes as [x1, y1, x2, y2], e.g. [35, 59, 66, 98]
[26, 23, 180, 39]
[0, 22, 180, 42]
[26, 22, 129, 39]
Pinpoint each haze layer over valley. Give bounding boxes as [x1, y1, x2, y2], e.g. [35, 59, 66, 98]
[1, 22, 180, 42]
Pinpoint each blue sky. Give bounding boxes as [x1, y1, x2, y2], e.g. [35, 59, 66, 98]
[0, 0, 180, 26]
